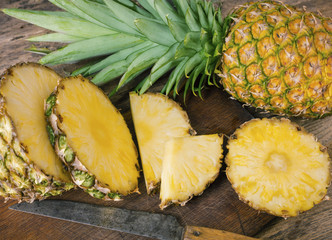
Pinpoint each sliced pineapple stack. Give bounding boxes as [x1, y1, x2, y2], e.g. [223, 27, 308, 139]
[0, 63, 74, 202]
[46, 76, 140, 200]
[160, 134, 223, 209]
[130, 93, 223, 208]
[226, 118, 331, 217]
[130, 92, 195, 194]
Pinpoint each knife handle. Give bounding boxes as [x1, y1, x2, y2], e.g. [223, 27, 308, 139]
[183, 226, 259, 240]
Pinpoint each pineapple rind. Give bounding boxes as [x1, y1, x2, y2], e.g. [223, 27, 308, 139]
[0, 114, 74, 202]
[130, 92, 195, 194]
[47, 76, 139, 200]
[220, 1, 332, 118]
[226, 118, 331, 217]
[160, 134, 223, 209]
[0, 63, 75, 202]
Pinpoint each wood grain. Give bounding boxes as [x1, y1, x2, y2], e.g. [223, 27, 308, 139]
[256, 198, 332, 240]
[0, 0, 331, 240]
[184, 226, 259, 240]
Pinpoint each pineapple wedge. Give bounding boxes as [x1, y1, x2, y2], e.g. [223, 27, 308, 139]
[160, 134, 223, 209]
[130, 92, 195, 194]
[46, 76, 139, 200]
[226, 118, 331, 217]
[0, 63, 74, 202]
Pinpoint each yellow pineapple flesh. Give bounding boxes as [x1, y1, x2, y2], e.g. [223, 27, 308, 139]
[1, 64, 68, 180]
[160, 134, 223, 209]
[0, 63, 74, 202]
[226, 118, 331, 217]
[48, 76, 139, 200]
[130, 92, 195, 194]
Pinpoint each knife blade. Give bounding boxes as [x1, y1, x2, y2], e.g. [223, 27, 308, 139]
[9, 200, 257, 240]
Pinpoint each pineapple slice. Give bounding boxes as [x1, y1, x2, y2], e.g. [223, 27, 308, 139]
[130, 92, 195, 194]
[0, 63, 74, 202]
[226, 118, 331, 217]
[46, 76, 139, 200]
[160, 134, 223, 209]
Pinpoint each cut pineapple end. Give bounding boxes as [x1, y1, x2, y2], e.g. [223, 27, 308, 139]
[0, 63, 71, 183]
[55, 77, 139, 195]
[226, 118, 331, 217]
[160, 134, 223, 209]
[130, 92, 194, 194]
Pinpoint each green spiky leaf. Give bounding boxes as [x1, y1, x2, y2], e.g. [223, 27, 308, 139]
[70, 0, 142, 36]
[165, 57, 188, 95]
[104, 0, 152, 30]
[153, 0, 184, 24]
[2, 8, 115, 38]
[92, 60, 128, 86]
[88, 41, 153, 74]
[49, 0, 111, 28]
[40, 34, 143, 65]
[28, 33, 85, 43]
[4, 0, 230, 99]
[185, 6, 201, 31]
[117, 45, 168, 89]
[167, 17, 189, 42]
[135, 18, 176, 46]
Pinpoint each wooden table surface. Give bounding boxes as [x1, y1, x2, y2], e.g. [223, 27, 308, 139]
[0, 0, 331, 240]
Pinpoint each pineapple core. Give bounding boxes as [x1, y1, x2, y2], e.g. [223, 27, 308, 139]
[0, 64, 70, 182]
[130, 92, 194, 193]
[55, 78, 139, 194]
[160, 134, 223, 209]
[226, 118, 331, 217]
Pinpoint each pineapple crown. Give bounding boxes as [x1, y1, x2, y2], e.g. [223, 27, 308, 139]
[3, 0, 233, 98]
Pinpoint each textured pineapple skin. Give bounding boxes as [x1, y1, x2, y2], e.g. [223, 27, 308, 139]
[220, 1, 332, 118]
[0, 63, 74, 203]
[226, 118, 331, 218]
[46, 76, 140, 200]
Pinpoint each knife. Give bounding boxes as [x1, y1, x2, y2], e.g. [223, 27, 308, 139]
[10, 200, 257, 240]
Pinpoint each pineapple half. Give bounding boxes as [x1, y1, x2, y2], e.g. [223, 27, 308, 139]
[160, 134, 223, 209]
[0, 63, 74, 202]
[46, 76, 140, 200]
[226, 118, 331, 217]
[130, 92, 195, 194]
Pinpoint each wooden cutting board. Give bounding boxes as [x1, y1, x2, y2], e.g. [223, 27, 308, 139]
[0, 1, 331, 239]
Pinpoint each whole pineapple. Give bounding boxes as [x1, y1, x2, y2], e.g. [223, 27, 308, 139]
[3, 0, 331, 117]
[220, 1, 332, 118]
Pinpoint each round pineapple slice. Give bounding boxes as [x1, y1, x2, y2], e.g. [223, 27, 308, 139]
[226, 118, 331, 217]
[160, 134, 223, 209]
[0, 63, 74, 202]
[130, 92, 195, 194]
[46, 76, 140, 200]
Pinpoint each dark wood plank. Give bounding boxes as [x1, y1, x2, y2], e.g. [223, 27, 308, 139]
[256, 196, 332, 240]
[183, 226, 258, 240]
